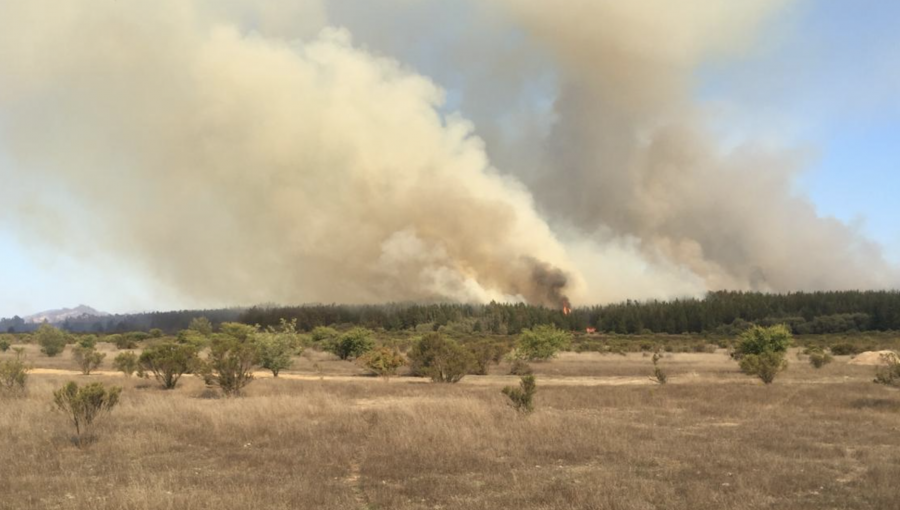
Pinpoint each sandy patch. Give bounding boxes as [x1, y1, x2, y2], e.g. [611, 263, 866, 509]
[847, 351, 899, 366]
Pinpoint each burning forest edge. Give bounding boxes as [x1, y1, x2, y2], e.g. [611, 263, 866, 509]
[3, 290, 900, 336]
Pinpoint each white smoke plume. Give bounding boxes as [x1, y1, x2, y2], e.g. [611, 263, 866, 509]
[0, 0, 894, 309]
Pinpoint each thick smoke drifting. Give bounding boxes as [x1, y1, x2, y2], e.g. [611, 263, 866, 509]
[0, 1, 895, 309]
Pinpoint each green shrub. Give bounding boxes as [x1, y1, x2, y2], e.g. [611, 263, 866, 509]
[516, 325, 570, 361]
[327, 328, 375, 361]
[807, 348, 834, 369]
[112, 352, 140, 377]
[257, 319, 302, 377]
[650, 351, 667, 384]
[177, 329, 210, 349]
[502, 375, 536, 414]
[0, 337, 10, 352]
[0, 349, 30, 395]
[52, 381, 121, 445]
[357, 346, 406, 380]
[188, 316, 214, 337]
[408, 333, 474, 383]
[873, 352, 900, 387]
[72, 345, 106, 375]
[509, 359, 533, 376]
[76, 335, 98, 349]
[310, 326, 339, 344]
[830, 343, 860, 356]
[467, 340, 509, 375]
[148, 328, 164, 338]
[739, 351, 787, 384]
[109, 334, 137, 350]
[734, 325, 792, 358]
[139, 342, 198, 389]
[35, 324, 68, 357]
[195, 323, 259, 396]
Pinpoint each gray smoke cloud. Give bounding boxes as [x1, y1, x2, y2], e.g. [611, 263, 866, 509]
[0, 0, 895, 309]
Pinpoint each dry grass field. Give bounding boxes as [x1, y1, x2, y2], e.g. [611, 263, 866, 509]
[2, 344, 899, 510]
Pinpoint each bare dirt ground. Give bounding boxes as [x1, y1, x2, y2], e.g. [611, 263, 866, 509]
[2, 343, 899, 509]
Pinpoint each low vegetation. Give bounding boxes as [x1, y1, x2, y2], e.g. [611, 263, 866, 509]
[52, 381, 121, 446]
[326, 328, 375, 360]
[35, 323, 68, 357]
[256, 319, 302, 377]
[873, 352, 900, 387]
[357, 346, 406, 380]
[735, 325, 792, 384]
[0, 348, 29, 395]
[196, 323, 259, 397]
[807, 347, 834, 369]
[650, 350, 667, 384]
[72, 344, 106, 375]
[516, 325, 570, 361]
[502, 374, 536, 414]
[139, 342, 198, 389]
[112, 351, 140, 377]
[408, 333, 473, 383]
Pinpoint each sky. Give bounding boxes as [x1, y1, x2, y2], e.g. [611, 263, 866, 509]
[0, 0, 898, 318]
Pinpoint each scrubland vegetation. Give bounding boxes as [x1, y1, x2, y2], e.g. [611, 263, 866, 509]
[1, 316, 899, 509]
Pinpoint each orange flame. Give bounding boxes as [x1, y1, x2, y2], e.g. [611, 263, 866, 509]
[562, 298, 571, 316]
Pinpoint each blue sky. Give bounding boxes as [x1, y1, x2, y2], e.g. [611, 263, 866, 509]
[1, 1, 899, 317]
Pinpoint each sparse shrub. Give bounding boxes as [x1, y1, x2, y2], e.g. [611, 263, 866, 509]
[740, 351, 787, 384]
[467, 340, 509, 375]
[516, 325, 571, 361]
[807, 347, 834, 369]
[76, 335, 98, 349]
[148, 328, 164, 338]
[35, 323, 68, 357]
[357, 346, 406, 380]
[72, 345, 106, 375]
[188, 316, 214, 337]
[310, 326, 339, 344]
[734, 325, 792, 384]
[650, 350, 667, 384]
[139, 342, 198, 389]
[110, 334, 138, 350]
[195, 323, 259, 396]
[0, 337, 10, 352]
[178, 329, 211, 349]
[502, 375, 536, 414]
[112, 351, 140, 377]
[408, 333, 474, 383]
[873, 352, 900, 387]
[830, 343, 860, 356]
[509, 359, 533, 376]
[734, 325, 792, 358]
[327, 328, 375, 361]
[257, 319, 302, 377]
[0, 349, 30, 395]
[52, 381, 121, 445]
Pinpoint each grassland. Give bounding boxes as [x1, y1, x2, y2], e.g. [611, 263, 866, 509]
[1, 341, 899, 510]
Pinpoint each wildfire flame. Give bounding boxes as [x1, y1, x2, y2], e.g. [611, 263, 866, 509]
[562, 297, 571, 316]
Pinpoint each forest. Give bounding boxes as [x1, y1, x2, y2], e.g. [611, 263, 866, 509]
[3, 290, 898, 336]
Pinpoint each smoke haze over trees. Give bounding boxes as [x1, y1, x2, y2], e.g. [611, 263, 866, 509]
[0, 1, 897, 311]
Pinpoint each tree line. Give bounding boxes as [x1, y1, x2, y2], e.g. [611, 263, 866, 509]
[2, 290, 899, 335]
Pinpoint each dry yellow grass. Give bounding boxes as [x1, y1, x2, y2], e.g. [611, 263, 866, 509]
[1, 344, 899, 509]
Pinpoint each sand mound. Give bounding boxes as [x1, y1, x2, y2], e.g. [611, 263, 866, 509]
[848, 351, 899, 366]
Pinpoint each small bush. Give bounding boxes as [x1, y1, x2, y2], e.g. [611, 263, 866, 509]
[0, 337, 10, 352]
[873, 352, 900, 387]
[76, 335, 98, 349]
[195, 323, 259, 396]
[502, 375, 536, 414]
[516, 325, 571, 361]
[807, 348, 834, 369]
[139, 342, 198, 389]
[734, 325, 792, 358]
[110, 334, 138, 350]
[740, 351, 787, 384]
[509, 359, 533, 376]
[72, 345, 106, 375]
[52, 381, 121, 445]
[256, 319, 301, 377]
[650, 351, 667, 384]
[327, 328, 375, 361]
[187, 316, 214, 337]
[35, 324, 68, 357]
[830, 343, 860, 356]
[112, 351, 140, 377]
[467, 340, 509, 375]
[0, 349, 30, 395]
[357, 346, 406, 380]
[148, 328, 165, 338]
[408, 333, 474, 383]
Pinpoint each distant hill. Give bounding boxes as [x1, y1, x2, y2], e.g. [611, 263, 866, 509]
[23, 304, 109, 324]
